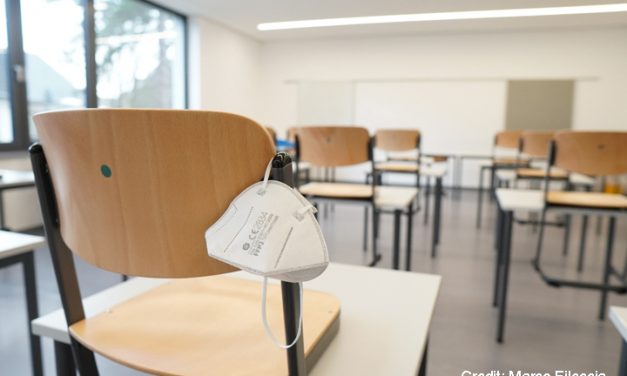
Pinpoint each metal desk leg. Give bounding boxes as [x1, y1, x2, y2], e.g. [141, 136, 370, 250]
[0, 188, 5, 229]
[599, 216, 616, 320]
[497, 210, 513, 343]
[54, 341, 76, 376]
[393, 209, 402, 270]
[23, 252, 43, 376]
[476, 166, 485, 228]
[489, 165, 496, 201]
[431, 177, 442, 258]
[619, 340, 627, 376]
[493, 208, 504, 307]
[405, 201, 414, 272]
[418, 338, 429, 376]
[577, 215, 589, 273]
[423, 177, 431, 225]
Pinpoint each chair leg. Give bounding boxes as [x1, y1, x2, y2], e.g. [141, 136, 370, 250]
[533, 210, 548, 270]
[562, 214, 571, 256]
[281, 282, 306, 375]
[476, 167, 484, 228]
[405, 202, 414, 272]
[599, 217, 616, 321]
[23, 252, 43, 376]
[370, 206, 381, 266]
[54, 342, 76, 376]
[577, 215, 589, 273]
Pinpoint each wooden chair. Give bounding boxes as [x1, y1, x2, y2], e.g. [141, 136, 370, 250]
[476, 130, 530, 227]
[373, 129, 421, 189]
[265, 126, 278, 146]
[295, 126, 382, 267]
[30, 109, 340, 375]
[533, 131, 627, 320]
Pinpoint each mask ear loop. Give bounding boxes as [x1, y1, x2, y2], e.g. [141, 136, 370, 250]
[257, 158, 274, 195]
[261, 277, 304, 349]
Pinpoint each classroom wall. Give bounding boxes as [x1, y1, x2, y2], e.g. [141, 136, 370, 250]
[257, 27, 627, 187]
[188, 16, 262, 119]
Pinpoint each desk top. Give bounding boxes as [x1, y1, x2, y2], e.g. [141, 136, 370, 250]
[376, 187, 419, 210]
[496, 189, 545, 213]
[0, 230, 46, 260]
[0, 169, 35, 189]
[610, 306, 627, 342]
[421, 164, 447, 178]
[32, 263, 441, 375]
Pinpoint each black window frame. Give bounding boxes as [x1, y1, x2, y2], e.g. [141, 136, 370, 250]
[1, 0, 188, 151]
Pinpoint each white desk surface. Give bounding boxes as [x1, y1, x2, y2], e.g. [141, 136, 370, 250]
[0, 230, 46, 260]
[376, 186, 418, 210]
[0, 169, 35, 189]
[496, 188, 545, 213]
[496, 170, 516, 182]
[421, 165, 447, 178]
[32, 263, 441, 376]
[610, 306, 627, 342]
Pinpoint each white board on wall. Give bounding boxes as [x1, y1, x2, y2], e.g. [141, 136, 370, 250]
[354, 81, 506, 155]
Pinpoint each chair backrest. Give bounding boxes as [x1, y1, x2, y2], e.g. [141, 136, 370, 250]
[494, 130, 523, 150]
[374, 129, 421, 152]
[296, 126, 371, 167]
[552, 131, 627, 176]
[265, 126, 277, 144]
[520, 131, 554, 158]
[33, 109, 275, 278]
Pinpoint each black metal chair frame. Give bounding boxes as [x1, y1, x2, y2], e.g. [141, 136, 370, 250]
[30, 144, 306, 375]
[295, 135, 382, 268]
[532, 140, 627, 320]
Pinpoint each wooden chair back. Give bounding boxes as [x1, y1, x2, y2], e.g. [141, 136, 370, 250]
[374, 129, 421, 152]
[552, 131, 627, 176]
[520, 131, 554, 158]
[265, 126, 277, 144]
[495, 130, 523, 149]
[33, 109, 275, 278]
[296, 126, 371, 167]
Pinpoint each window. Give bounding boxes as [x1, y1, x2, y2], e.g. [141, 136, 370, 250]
[21, 0, 86, 140]
[0, 0, 11, 143]
[0, 0, 187, 149]
[95, 0, 186, 108]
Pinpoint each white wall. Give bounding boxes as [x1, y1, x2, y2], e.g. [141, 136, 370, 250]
[188, 16, 262, 119]
[257, 27, 627, 186]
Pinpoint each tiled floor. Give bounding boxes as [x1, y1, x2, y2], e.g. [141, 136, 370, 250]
[1, 189, 626, 375]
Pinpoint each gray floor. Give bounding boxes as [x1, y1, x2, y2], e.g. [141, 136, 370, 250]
[1, 189, 626, 375]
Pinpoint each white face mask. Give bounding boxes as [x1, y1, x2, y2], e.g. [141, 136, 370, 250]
[205, 158, 329, 348]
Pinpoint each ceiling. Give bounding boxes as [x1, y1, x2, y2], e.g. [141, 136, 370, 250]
[154, 0, 627, 40]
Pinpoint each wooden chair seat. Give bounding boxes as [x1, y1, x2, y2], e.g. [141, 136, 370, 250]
[299, 182, 373, 199]
[493, 157, 528, 166]
[70, 275, 340, 376]
[516, 168, 568, 180]
[376, 162, 419, 173]
[547, 191, 627, 209]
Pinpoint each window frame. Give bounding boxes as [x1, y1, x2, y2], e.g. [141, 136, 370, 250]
[1, 0, 188, 151]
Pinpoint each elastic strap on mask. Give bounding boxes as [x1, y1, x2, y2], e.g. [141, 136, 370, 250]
[261, 277, 303, 349]
[257, 158, 274, 195]
[293, 204, 317, 221]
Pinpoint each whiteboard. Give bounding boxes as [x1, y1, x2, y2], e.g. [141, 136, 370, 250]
[297, 81, 354, 124]
[354, 81, 506, 155]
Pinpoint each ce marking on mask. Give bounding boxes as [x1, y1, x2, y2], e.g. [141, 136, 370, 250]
[243, 211, 279, 256]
